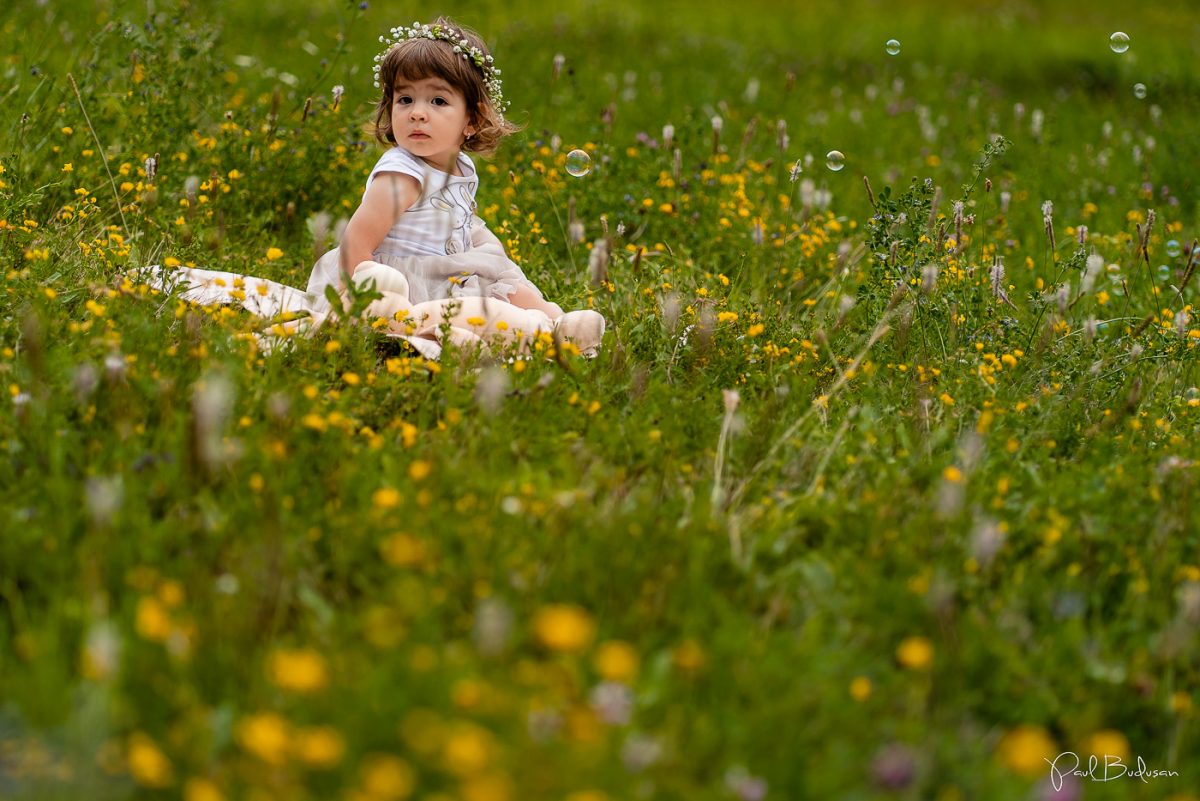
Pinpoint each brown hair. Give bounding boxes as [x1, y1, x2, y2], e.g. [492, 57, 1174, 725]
[369, 17, 519, 156]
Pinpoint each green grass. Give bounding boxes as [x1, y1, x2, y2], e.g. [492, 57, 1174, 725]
[2, 0, 1199, 799]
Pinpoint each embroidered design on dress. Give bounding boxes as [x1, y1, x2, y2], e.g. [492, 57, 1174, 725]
[426, 180, 477, 254]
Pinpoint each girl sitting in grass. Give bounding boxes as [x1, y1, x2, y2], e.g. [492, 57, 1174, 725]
[150, 17, 605, 359]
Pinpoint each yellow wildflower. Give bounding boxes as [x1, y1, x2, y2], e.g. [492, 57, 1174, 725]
[184, 778, 225, 801]
[895, 636, 934, 671]
[135, 596, 172, 642]
[995, 725, 1057, 777]
[268, 648, 329, 694]
[301, 413, 327, 432]
[236, 712, 290, 765]
[593, 640, 639, 682]
[849, 676, 872, 701]
[293, 726, 345, 769]
[533, 604, 595, 652]
[380, 533, 425, 568]
[373, 487, 402, 509]
[127, 732, 173, 788]
[443, 724, 494, 776]
[672, 639, 706, 673]
[1079, 729, 1130, 762]
[461, 773, 515, 801]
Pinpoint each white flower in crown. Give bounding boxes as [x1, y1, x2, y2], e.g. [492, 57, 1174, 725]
[373, 22, 509, 114]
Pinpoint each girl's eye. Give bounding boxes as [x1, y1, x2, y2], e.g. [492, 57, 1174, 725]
[432, 97, 448, 106]
[396, 96, 411, 105]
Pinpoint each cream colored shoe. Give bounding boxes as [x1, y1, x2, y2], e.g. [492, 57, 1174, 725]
[352, 261, 410, 297]
[554, 310, 606, 356]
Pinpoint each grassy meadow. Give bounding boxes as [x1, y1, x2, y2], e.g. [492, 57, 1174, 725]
[2, 0, 1200, 798]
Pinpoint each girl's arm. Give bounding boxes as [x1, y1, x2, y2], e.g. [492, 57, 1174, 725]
[338, 173, 421, 282]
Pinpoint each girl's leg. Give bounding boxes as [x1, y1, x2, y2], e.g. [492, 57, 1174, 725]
[409, 297, 554, 352]
[439, 326, 484, 353]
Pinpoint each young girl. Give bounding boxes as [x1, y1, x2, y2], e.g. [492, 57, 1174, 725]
[150, 17, 604, 358]
[303, 17, 603, 353]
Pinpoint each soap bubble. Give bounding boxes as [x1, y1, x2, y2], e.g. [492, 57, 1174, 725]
[1166, 239, 1182, 258]
[565, 149, 592, 177]
[886, 39, 901, 56]
[1132, 83, 1147, 99]
[825, 150, 845, 171]
[1109, 32, 1130, 53]
[1157, 264, 1171, 280]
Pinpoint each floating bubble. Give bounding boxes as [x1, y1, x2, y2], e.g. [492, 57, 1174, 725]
[886, 39, 901, 56]
[1157, 264, 1171, 280]
[1109, 31, 1130, 53]
[825, 150, 845, 171]
[565, 149, 591, 177]
[1133, 83, 1147, 100]
[1166, 239, 1182, 258]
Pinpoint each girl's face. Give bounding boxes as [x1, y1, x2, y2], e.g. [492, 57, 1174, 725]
[391, 77, 476, 174]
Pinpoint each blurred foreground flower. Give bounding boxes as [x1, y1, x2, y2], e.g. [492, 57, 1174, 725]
[895, 636, 933, 671]
[82, 620, 121, 681]
[589, 681, 634, 725]
[294, 726, 346, 769]
[268, 648, 329, 693]
[871, 743, 916, 790]
[593, 640, 639, 682]
[360, 754, 415, 799]
[672, 639, 706, 673]
[237, 712, 290, 765]
[534, 604, 595, 652]
[127, 732, 173, 788]
[724, 765, 767, 801]
[474, 597, 514, 656]
[184, 777, 226, 801]
[995, 724, 1057, 777]
[1078, 729, 1130, 763]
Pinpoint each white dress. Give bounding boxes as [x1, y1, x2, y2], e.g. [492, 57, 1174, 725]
[305, 146, 541, 306]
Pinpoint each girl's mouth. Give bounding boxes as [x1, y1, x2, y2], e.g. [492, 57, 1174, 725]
[410, 132, 430, 139]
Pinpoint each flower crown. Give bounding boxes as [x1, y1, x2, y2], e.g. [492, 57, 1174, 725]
[374, 22, 508, 115]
